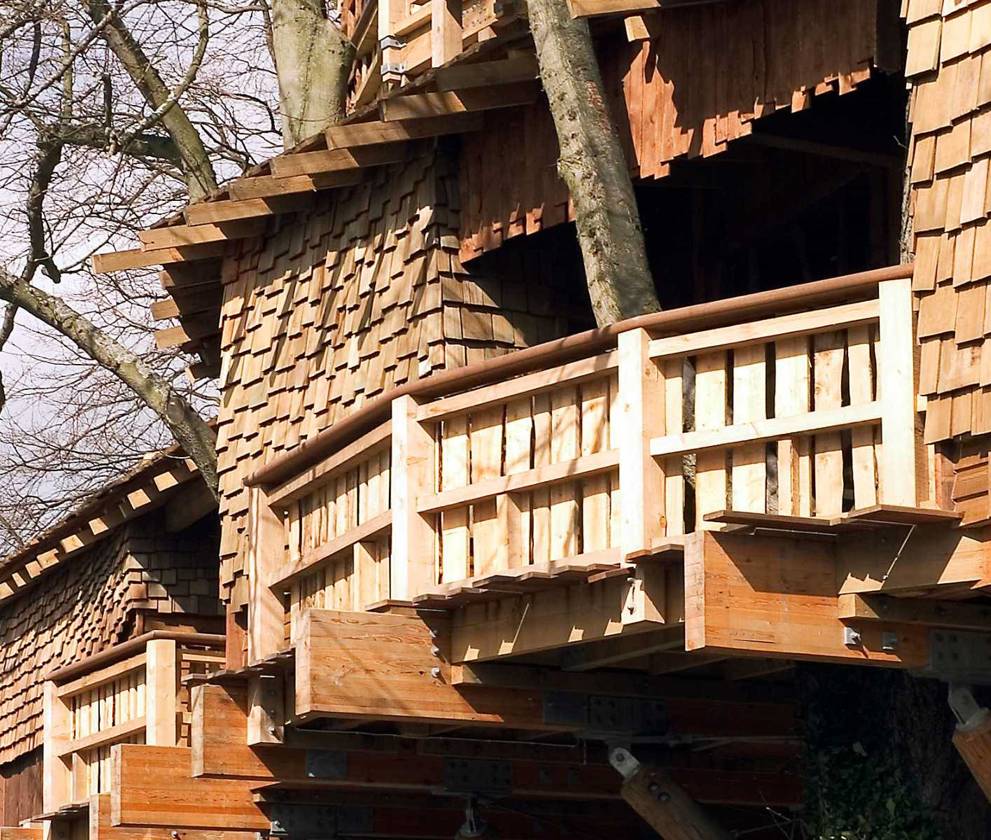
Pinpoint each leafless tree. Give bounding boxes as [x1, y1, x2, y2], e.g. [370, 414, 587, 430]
[0, 0, 348, 552]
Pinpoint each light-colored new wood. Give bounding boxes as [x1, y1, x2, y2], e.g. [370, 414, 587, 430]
[391, 395, 437, 599]
[838, 593, 991, 631]
[145, 639, 177, 745]
[270, 142, 408, 178]
[247, 489, 287, 662]
[647, 299, 879, 361]
[651, 403, 882, 459]
[731, 344, 766, 512]
[878, 276, 919, 505]
[379, 81, 539, 120]
[694, 352, 728, 528]
[685, 531, 929, 666]
[325, 112, 483, 149]
[431, 0, 461, 66]
[812, 331, 845, 516]
[774, 336, 811, 516]
[618, 329, 667, 553]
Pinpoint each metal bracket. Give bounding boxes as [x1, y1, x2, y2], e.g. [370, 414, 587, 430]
[543, 691, 667, 735]
[269, 804, 372, 838]
[305, 749, 348, 779]
[379, 35, 405, 50]
[921, 630, 991, 684]
[608, 746, 641, 781]
[948, 683, 989, 728]
[443, 758, 513, 796]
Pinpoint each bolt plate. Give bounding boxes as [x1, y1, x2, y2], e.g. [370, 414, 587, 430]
[443, 758, 513, 795]
[923, 630, 991, 684]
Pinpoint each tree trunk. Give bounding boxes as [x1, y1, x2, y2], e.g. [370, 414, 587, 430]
[528, 0, 660, 326]
[0, 270, 219, 499]
[271, 0, 355, 147]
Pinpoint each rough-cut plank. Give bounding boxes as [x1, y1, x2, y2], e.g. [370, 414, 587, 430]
[549, 389, 580, 560]
[774, 336, 811, 517]
[812, 332, 845, 516]
[380, 81, 540, 120]
[847, 325, 879, 509]
[469, 406, 505, 576]
[731, 344, 766, 513]
[325, 112, 483, 149]
[694, 352, 728, 528]
[440, 415, 470, 582]
[581, 378, 612, 552]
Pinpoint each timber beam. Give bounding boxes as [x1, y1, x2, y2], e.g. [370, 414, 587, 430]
[684, 529, 991, 666]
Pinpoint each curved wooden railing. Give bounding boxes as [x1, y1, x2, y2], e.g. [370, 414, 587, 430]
[247, 266, 930, 650]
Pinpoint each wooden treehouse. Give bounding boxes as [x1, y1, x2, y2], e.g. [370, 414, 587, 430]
[4, 0, 991, 837]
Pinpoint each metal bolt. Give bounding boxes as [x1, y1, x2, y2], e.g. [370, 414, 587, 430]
[430, 645, 441, 657]
[431, 666, 442, 679]
[843, 626, 862, 647]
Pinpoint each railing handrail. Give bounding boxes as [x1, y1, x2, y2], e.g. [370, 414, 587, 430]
[249, 264, 913, 489]
[46, 630, 225, 684]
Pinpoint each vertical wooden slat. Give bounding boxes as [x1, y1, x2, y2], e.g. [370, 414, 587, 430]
[470, 407, 505, 576]
[581, 378, 611, 552]
[431, 0, 462, 67]
[775, 336, 812, 516]
[504, 397, 533, 567]
[391, 394, 437, 599]
[878, 276, 919, 505]
[848, 324, 879, 508]
[550, 388, 580, 559]
[440, 416, 470, 582]
[813, 331, 846, 515]
[531, 393, 552, 564]
[695, 351, 728, 527]
[618, 329, 667, 553]
[663, 359, 685, 536]
[353, 540, 378, 609]
[731, 344, 767, 512]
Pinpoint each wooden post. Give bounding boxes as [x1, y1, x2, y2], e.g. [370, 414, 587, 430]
[878, 276, 918, 506]
[431, 0, 462, 67]
[951, 686, 991, 802]
[379, 0, 404, 85]
[42, 681, 71, 813]
[611, 748, 731, 840]
[246, 674, 284, 746]
[247, 487, 286, 661]
[391, 395, 437, 600]
[145, 639, 178, 746]
[617, 328, 666, 556]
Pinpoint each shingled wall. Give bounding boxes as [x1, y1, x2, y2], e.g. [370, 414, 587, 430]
[909, 0, 991, 441]
[459, 0, 893, 261]
[0, 513, 221, 770]
[215, 145, 586, 605]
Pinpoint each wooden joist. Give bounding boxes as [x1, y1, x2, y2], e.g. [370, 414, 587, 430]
[433, 53, 540, 91]
[226, 170, 364, 201]
[567, 0, 725, 18]
[379, 80, 540, 121]
[92, 242, 227, 273]
[269, 142, 409, 178]
[138, 218, 268, 251]
[325, 112, 484, 150]
[838, 594, 991, 632]
[184, 193, 316, 226]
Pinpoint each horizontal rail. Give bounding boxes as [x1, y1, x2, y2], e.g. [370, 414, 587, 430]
[272, 509, 392, 590]
[648, 299, 879, 360]
[416, 351, 619, 424]
[268, 420, 392, 508]
[47, 631, 225, 684]
[418, 450, 620, 515]
[58, 717, 146, 759]
[650, 402, 883, 458]
[56, 652, 146, 700]
[248, 265, 912, 487]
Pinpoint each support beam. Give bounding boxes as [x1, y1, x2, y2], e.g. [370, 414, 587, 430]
[450, 562, 677, 662]
[951, 686, 991, 803]
[610, 748, 732, 840]
[269, 142, 409, 178]
[838, 593, 991, 632]
[145, 639, 178, 745]
[325, 112, 482, 149]
[111, 746, 266, 829]
[379, 81, 539, 120]
[686, 531, 931, 666]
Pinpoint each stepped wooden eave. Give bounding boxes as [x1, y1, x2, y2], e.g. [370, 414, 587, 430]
[0, 449, 209, 609]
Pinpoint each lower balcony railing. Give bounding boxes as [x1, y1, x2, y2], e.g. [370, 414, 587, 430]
[42, 631, 225, 814]
[249, 266, 931, 654]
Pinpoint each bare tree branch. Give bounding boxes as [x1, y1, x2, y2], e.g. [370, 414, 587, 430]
[0, 267, 219, 496]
